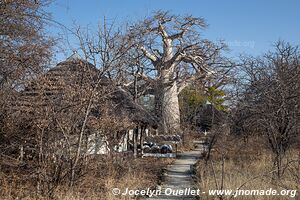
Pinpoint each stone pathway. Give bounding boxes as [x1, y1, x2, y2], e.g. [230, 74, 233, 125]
[145, 142, 204, 200]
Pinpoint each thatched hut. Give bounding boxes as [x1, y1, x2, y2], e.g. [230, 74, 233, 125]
[13, 53, 159, 157]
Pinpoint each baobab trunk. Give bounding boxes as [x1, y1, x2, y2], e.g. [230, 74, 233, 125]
[157, 71, 181, 133]
[162, 81, 181, 133]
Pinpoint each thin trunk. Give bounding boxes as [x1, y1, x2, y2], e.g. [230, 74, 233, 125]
[221, 154, 225, 191]
[133, 67, 139, 102]
[154, 83, 163, 120]
[37, 128, 44, 194]
[211, 105, 215, 128]
[70, 95, 93, 187]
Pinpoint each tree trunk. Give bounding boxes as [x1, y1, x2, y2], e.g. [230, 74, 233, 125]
[157, 71, 181, 133]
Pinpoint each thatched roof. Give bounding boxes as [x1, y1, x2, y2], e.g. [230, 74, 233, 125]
[15, 55, 159, 128]
[110, 87, 158, 128]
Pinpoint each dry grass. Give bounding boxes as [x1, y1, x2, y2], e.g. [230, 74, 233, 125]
[0, 156, 174, 200]
[196, 136, 300, 200]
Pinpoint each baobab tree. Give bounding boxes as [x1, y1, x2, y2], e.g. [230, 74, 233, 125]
[125, 11, 231, 133]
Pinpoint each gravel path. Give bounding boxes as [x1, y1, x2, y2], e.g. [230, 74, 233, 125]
[145, 142, 204, 200]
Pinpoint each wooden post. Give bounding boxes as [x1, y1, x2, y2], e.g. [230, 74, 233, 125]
[20, 145, 24, 162]
[140, 125, 145, 155]
[133, 126, 138, 158]
[126, 130, 130, 151]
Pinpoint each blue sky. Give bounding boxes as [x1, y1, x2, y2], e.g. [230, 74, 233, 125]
[47, 0, 300, 61]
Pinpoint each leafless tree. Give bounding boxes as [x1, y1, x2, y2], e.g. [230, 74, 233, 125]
[0, 0, 53, 158]
[0, 0, 53, 93]
[0, 0, 54, 192]
[124, 11, 232, 133]
[232, 41, 300, 178]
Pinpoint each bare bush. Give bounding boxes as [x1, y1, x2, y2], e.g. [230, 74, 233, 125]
[231, 41, 300, 178]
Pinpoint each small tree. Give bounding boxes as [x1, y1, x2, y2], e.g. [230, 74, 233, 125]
[0, 1, 54, 194]
[0, 0, 53, 159]
[179, 86, 206, 128]
[0, 0, 53, 90]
